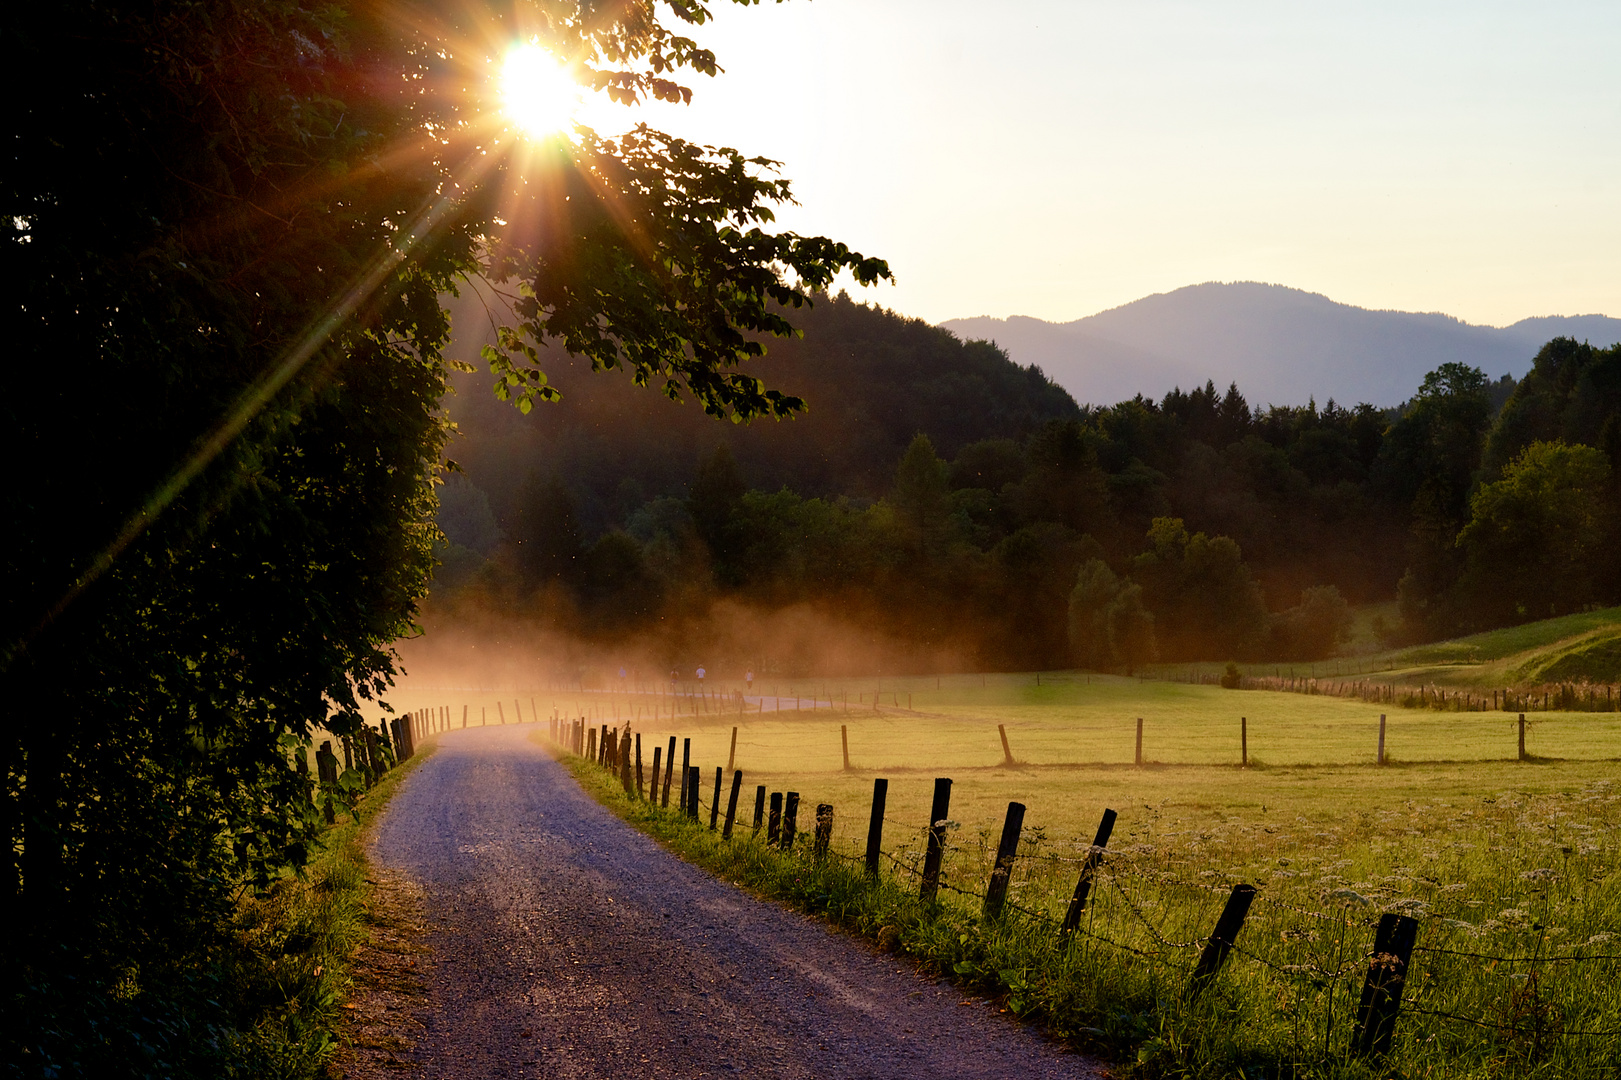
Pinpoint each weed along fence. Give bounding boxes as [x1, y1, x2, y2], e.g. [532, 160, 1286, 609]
[538, 715, 1621, 1074]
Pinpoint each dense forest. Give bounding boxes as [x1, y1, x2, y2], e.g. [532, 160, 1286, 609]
[434, 294, 1621, 673]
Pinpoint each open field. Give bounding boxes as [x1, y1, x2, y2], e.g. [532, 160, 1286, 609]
[1164, 606, 1621, 693]
[378, 672, 1621, 841]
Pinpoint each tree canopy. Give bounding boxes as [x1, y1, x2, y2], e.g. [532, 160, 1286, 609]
[5, 0, 888, 1072]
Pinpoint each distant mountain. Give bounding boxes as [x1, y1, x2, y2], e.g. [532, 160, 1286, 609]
[941, 283, 1621, 408]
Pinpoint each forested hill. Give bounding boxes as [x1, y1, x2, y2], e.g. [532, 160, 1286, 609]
[444, 290, 1079, 535]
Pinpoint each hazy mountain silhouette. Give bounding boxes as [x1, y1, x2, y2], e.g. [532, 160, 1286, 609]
[942, 283, 1621, 408]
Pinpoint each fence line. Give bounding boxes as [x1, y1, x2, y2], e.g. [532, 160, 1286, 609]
[393, 703, 1621, 1065]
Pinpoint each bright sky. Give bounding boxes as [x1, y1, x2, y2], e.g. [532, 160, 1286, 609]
[573, 0, 1620, 328]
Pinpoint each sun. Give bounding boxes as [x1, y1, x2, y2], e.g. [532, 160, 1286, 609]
[499, 43, 579, 138]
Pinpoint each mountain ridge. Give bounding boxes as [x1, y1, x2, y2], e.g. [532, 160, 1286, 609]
[941, 282, 1621, 408]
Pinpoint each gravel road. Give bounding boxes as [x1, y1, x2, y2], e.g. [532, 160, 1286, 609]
[367, 724, 1105, 1079]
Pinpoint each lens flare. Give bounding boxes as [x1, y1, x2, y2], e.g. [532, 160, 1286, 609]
[500, 43, 578, 137]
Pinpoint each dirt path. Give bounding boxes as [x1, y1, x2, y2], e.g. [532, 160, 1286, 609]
[354, 724, 1105, 1079]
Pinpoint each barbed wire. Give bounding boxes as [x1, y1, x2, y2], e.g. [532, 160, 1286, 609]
[1412, 946, 1621, 964]
[1401, 1003, 1621, 1039]
[1104, 873, 1205, 951]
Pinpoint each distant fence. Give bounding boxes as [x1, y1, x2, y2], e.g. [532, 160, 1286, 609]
[1168, 667, 1621, 714]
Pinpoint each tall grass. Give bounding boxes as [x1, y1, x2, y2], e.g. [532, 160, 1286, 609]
[222, 745, 429, 1076]
[568, 754, 1621, 1078]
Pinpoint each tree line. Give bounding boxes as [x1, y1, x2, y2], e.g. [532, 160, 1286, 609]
[441, 307, 1620, 672]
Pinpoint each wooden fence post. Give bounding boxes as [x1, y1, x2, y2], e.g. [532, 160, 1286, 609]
[462, 704, 468, 728]
[710, 766, 723, 829]
[781, 791, 800, 849]
[723, 770, 744, 839]
[1351, 913, 1420, 1058]
[865, 778, 888, 879]
[586, 728, 596, 762]
[635, 734, 644, 797]
[983, 801, 1026, 919]
[1188, 883, 1256, 999]
[1061, 808, 1117, 936]
[686, 767, 701, 819]
[753, 785, 767, 834]
[727, 726, 738, 772]
[1518, 712, 1526, 761]
[998, 724, 1014, 766]
[841, 725, 851, 771]
[497, 700, 505, 724]
[515, 699, 522, 726]
[650, 747, 662, 806]
[679, 738, 691, 810]
[621, 733, 634, 794]
[767, 792, 783, 844]
[1378, 713, 1387, 765]
[1241, 716, 1247, 767]
[920, 777, 953, 902]
[663, 737, 677, 807]
[1135, 717, 1144, 765]
[813, 804, 834, 865]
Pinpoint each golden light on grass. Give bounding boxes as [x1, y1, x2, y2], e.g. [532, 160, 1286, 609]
[499, 42, 579, 138]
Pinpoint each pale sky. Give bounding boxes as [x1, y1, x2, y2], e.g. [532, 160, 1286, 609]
[573, 0, 1620, 328]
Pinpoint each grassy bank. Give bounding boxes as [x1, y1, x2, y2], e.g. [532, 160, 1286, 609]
[555, 720, 1621, 1078]
[225, 744, 430, 1076]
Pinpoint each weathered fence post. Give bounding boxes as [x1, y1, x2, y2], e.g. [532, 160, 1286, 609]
[1351, 913, 1420, 1058]
[687, 767, 701, 819]
[679, 738, 692, 810]
[462, 704, 468, 728]
[1518, 712, 1526, 761]
[1188, 883, 1257, 999]
[781, 791, 800, 849]
[920, 778, 953, 902]
[723, 770, 744, 839]
[650, 747, 662, 805]
[1061, 808, 1118, 936]
[865, 778, 888, 879]
[983, 801, 1026, 919]
[1378, 713, 1387, 765]
[586, 728, 596, 762]
[1135, 717, 1144, 766]
[1241, 716, 1247, 767]
[635, 734, 644, 797]
[621, 733, 634, 794]
[841, 725, 851, 771]
[813, 804, 834, 864]
[727, 726, 738, 772]
[767, 792, 783, 844]
[710, 766, 723, 829]
[663, 737, 677, 807]
[753, 785, 767, 834]
[998, 724, 1014, 766]
[498, 700, 506, 724]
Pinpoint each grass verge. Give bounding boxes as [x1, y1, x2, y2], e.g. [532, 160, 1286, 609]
[225, 745, 432, 1077]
